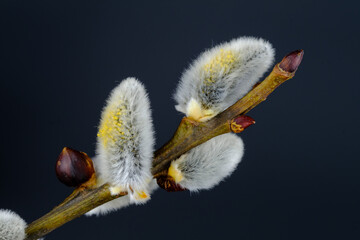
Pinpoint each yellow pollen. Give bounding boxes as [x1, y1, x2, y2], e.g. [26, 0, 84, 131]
[98, 102, 126, 148]
[203, 49, 236, 85]
[134, 191, 148, 200]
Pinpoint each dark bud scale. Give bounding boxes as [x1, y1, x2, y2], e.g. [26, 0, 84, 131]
[55, 147, 95, 187]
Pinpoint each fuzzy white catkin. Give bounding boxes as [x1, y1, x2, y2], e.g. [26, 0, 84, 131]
[94, 77, 155, 204]
[174, 37, 274, 121]
[85, 178, 158, 216]
[168, 133, 244, 191]
[0, 209, 26, 240]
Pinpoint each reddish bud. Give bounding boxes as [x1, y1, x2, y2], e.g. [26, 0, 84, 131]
[278, 49, 304, 73]
[156, 176, 186, 192]
[55, 147, 95, 187]
[231, 115, 255, 133]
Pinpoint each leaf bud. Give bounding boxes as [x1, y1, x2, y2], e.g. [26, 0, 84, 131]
[278, 49, 304, 73]
[55, 147, 95, 187]
[230, 115, 255, 133]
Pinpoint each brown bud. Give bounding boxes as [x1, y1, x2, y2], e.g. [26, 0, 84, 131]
[156, 176, 186, 192]
[230, 115, 255, 133]
[278, 49, 304, 73]
[55, 147, 95, 187]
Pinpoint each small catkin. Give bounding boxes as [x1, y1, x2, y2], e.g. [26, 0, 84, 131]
[0, 209, 27, 240]
[168, 133, 244, 191]
[94, 77, 155, 204]
[174, 37, 274, 121]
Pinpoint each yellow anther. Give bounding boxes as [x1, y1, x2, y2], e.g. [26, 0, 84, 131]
[98, 104, 128, 148]
[134, 191, 148, 200]
[202, 49, 236, 85]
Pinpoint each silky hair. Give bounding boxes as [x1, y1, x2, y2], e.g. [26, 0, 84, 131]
[174, 37, 274, 121]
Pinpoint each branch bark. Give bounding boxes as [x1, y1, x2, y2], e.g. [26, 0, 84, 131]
[25, 50, 303, 240]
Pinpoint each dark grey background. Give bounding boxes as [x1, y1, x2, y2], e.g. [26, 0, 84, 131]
[0, 0, 359, 239]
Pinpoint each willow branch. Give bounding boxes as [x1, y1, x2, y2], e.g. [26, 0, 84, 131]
[25, 50, 303, 240]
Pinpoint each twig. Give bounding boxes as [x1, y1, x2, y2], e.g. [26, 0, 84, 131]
[24, 50, 303, 240]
